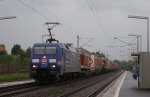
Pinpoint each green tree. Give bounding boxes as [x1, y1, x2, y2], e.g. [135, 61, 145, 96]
[95, 51, 106, 58]
[26, 47, 31, 58]
[10, 45, 32, 64]
[20, 49, 26, 63]
[92, 51, 106, 58]
[120, 60, 133, 71]
[0, 50, 7, 56]
[11, 44, 22, 55]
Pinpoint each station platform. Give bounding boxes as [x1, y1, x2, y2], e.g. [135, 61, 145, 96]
[0, 79, 35, 88]
[97, 71, 150, 97]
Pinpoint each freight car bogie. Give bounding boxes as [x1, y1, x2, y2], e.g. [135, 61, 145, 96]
[60, 72, 82, 81]
[30, 69, 82, 82]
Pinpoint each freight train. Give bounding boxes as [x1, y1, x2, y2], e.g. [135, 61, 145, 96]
[29, 22, 119, 82]
[30, 43, 118, 82]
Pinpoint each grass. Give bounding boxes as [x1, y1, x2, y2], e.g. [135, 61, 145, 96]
[0, 72, 30, 82]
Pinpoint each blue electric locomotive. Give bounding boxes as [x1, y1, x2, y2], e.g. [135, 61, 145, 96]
[30, 22, 81, 82]
[30, 43, 81, 81]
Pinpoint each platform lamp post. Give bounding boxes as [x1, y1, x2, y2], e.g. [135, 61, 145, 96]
[128, 15, 149, 52]
[0, 16, 16, 20]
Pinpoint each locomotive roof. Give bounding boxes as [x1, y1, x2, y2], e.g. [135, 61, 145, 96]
[33, 43, 65, 48]
[34, 43, 59, 45]
[33, 43, 77, 52]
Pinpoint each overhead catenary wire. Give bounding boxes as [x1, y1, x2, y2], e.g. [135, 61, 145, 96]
[18, 0, 78, 38]
[34, 0, 59, 21]
[34, 0, 78, 37]
[30, 0, 81, 37]
[18, 0, 96, 48]
[86, 0, 111, 44]
[86, 0, 113, 56]
[90, 0, 112, 39]
[18, 0, 117, 57]
[87, 0, 132, 59]
[18, 0, 52, 21]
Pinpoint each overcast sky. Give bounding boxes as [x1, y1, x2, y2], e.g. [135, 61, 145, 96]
[0, 0, 150, 61]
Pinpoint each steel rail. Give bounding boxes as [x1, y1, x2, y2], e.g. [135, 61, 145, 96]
[0, 82, 39, 97]
[87, 71, 123, 97]
[0, 75, 96, 97]
[59, 70, 123, 97]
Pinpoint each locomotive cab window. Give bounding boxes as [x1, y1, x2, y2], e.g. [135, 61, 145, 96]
[34, 47, 45, 54]
[34, 46, 56, 54]
[45, 47, 56, 54]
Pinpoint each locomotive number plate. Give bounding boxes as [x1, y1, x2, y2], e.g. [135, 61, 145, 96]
[42, 58, 47, 63]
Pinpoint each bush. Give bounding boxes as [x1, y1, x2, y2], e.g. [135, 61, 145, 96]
[22, 57, 30, 65]
[0, 55, 21, 65]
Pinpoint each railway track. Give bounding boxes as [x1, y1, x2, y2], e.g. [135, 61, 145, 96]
[0, 75, 91, 97]
[0, 82, 39, 97]
[0, 71, 123, 97]
[59, 70, 123, 97]
[0, 76, 92, 97]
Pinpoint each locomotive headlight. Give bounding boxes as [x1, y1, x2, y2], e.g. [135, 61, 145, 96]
[32, 59, 39, 63]
[51, 64, 56, 68]
[51, 64, 56, 70]
[49, 59, 56, 63]
[32, 64, 38, 68]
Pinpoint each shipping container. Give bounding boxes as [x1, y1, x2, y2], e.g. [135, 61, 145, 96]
[91, 55, 104, 73]
[77, 48, 92, 70]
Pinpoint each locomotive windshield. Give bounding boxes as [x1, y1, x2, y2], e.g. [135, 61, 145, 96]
[34, 46, 56, 54]
[45, 47, 56, 54]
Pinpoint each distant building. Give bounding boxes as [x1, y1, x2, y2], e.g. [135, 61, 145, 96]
[0, 44, 5, 52]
